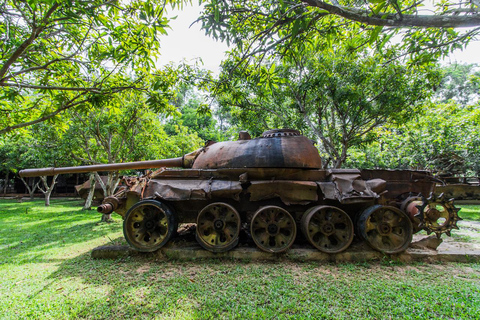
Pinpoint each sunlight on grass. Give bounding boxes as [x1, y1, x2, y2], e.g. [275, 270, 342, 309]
[0, 199, 479, 318]
[458, 205, 480, 221]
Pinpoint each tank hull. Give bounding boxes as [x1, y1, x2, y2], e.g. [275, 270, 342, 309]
[109, 166, 455, 254]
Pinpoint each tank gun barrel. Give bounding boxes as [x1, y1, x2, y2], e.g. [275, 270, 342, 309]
[19, 157, 184, 178]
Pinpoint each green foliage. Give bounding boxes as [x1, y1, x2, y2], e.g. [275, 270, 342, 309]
[165, 85, 235, 142]
[213, 42, 439, 167]
[346, 102, 480, 175]
[199, 0, 478, 73]
[0, 0, 190, 134]
[436, 63, 480, 105]
[58, 84, 205, 168]
[1, 69, 209, 178]
[0, 122, 75, 175]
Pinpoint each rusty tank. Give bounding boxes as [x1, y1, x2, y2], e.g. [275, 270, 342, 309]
[19, 129, 462, 254]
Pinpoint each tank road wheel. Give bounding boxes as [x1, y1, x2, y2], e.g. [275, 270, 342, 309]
[195, 203, 241, 252]
[357, 205, 413, 254]
[250, 206, 296, 253]
[300, 206, 354, 253]
[123, 200, 177, 252]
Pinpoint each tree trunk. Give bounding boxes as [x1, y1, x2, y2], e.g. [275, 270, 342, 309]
[100, 213, 112, 222]
[29, 178, 36, 199]
[39, 175, 58, 206]
[94, 172, 119, 222]
[3, 171, 9, 196]
[82, 173, 96, 210]
[19, 177, 40, 200]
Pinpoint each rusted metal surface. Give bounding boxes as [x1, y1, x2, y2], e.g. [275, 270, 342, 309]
[195, 202, 241, 252]
[250, 206, 297, 253]
[143, 179, 243, 201]
[416, 193, 462, 238]
[192, 130, 322, 169]
[436, 184, 480, 200]
[18, 129, 462, 255]
[248, 180, 318, 205]
[319, 172, 379, 204]
[357, 205, 413, 254]
[19, 157, 185, 178]
[300, 205, 354, 253]
[75, 176, 108, 201]
[360, 169, 435, 200]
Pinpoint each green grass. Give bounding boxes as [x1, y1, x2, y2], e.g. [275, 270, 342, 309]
[458, 205, 480, 221]
[1, 200, 480, 319]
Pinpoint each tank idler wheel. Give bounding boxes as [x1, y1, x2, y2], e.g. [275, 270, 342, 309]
[123, 200, 177, 252]
[357, 205, 413, 254]
[196, 202, 241, 252]
[301, 206, 354, 253]
[250, 206, 296, 253]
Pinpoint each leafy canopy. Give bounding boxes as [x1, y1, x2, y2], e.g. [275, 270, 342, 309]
[347, 102, 480, 176]
[0, 0, 190, 134]
[199, 0, 479, 70]
[213, 39, 440, 167]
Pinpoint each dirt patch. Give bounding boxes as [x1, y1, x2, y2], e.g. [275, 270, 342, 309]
[135, 264, 150, 274]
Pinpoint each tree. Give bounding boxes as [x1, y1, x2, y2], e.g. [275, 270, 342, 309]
[0, 121, 75, 204]
[0, 0, 187, 135]
[65, 95, 161, 220]
[82, 173, 96, 211]
[0, 133, 35, 196]
[436, 63, 480, 105]
[346, 102, 480, 176]
[63, 87, 204, 220]
[199, 0, 479, 69]
[38, 174, 59, 206]
[165, 85, 235, 142]
[214, 43, 439, 167]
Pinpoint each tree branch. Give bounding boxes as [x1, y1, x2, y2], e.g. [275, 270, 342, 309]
[303, 0, 480, 27]
[0, 94, 89, 135]
[0, 3, 59, 80]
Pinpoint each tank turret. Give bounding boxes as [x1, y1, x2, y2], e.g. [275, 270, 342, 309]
[18, 129, 461, 255]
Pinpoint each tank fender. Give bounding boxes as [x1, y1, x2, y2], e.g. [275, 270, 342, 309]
[318, 173, 383, 203]
[142, 179, 243, 201]
[366, 178, 387, 194]
[247, 180, 318, 205]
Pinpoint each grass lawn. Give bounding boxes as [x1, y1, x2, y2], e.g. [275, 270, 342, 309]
[1, 199, 479, 319]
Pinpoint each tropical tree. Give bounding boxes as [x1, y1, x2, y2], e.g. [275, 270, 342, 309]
[199, 0, 480, 70]
[435, 63, 480, 105]
[346, 102, 480, 176]
[165, 85, 234, 142]
[63, 86, 204, 219]
[214, 42, 440, 167]
[0, 122, 75, 204]
[0, 0, 188, 135]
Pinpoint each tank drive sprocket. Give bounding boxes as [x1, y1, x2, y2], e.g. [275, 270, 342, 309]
[416, 193, 462, 238]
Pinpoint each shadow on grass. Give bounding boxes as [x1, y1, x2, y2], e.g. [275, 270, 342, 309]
[3, 199, 480, 318]
[0, 199, 120, 264]
[46, 248, 480, 319]
[48, 251, 209, 318]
